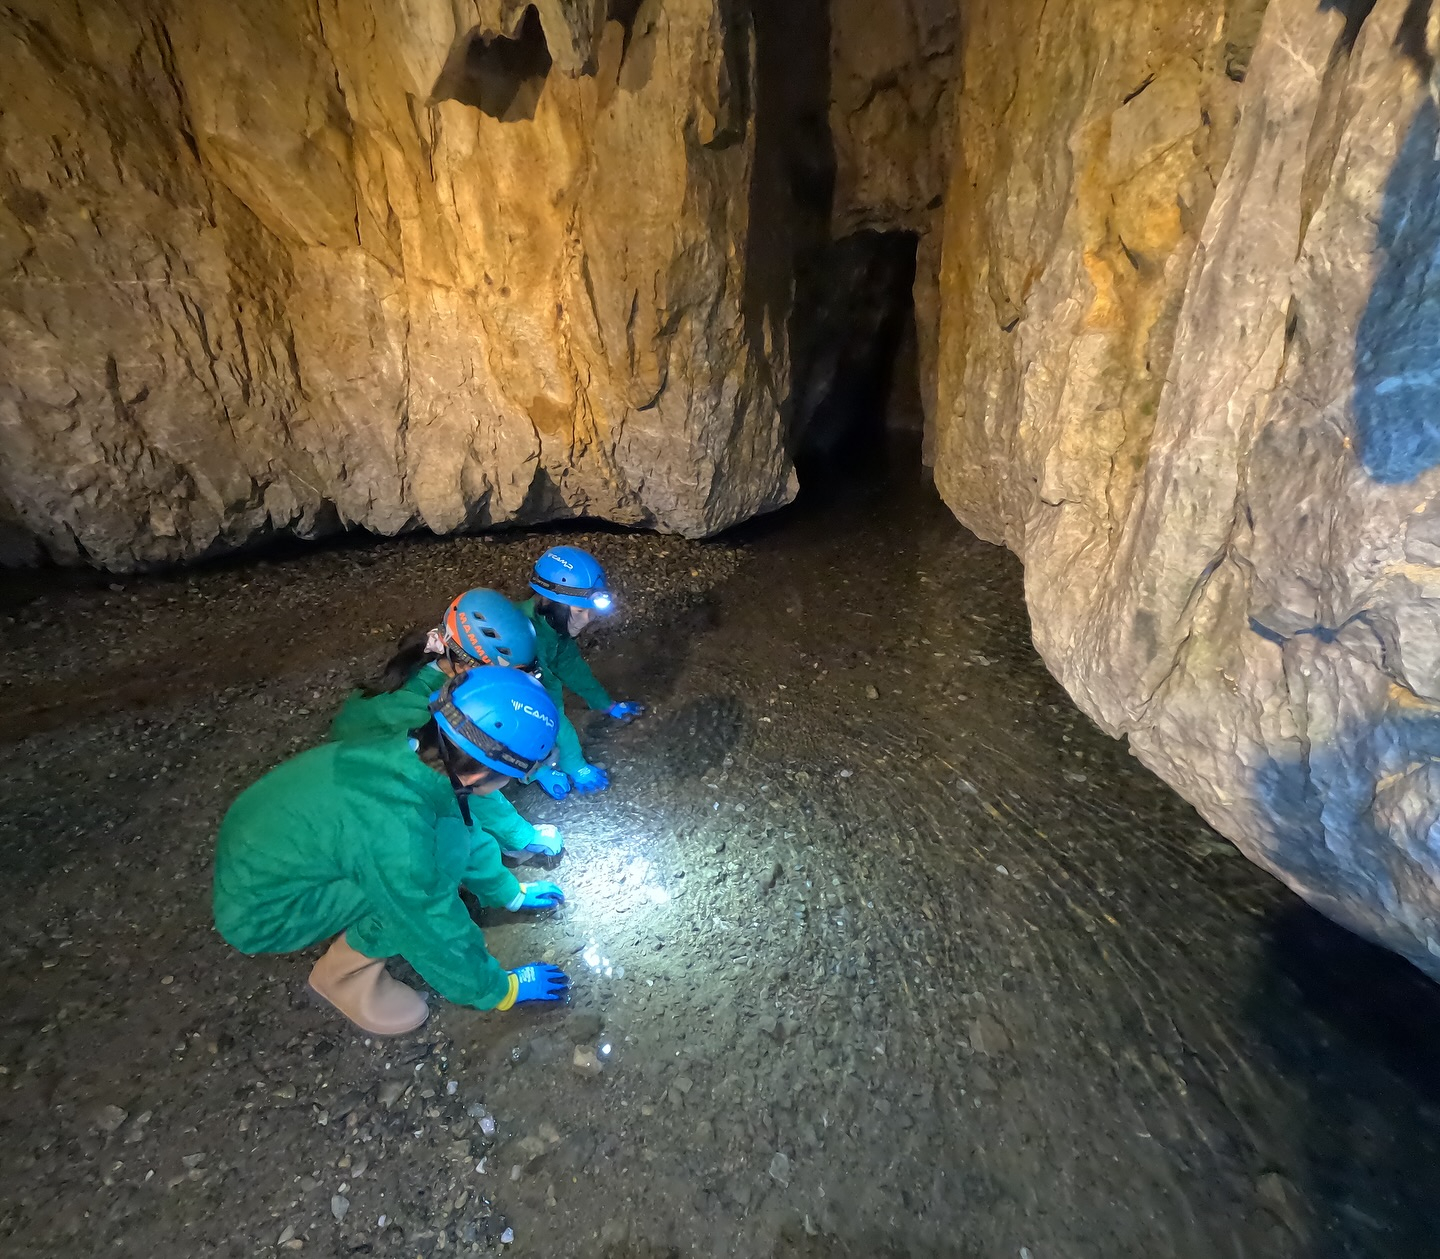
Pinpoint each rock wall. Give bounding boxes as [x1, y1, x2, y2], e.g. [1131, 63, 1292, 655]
[934, 0, 1440, 978]
[0, 0, 794, 569]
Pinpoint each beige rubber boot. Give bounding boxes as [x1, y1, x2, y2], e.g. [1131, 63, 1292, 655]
[307, 934, 428, 1036]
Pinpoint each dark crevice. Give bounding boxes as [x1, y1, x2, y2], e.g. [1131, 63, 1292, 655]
[607, 0, 645, 60]
[1396, 0, 1437, 76]
[430, 6, 552, 123]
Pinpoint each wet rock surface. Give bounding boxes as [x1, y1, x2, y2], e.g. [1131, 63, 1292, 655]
[4, 454, 1440, 1257]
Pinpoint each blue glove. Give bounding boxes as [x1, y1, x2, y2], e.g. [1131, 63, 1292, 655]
[507, 881, 566, 911]
[571, 763, 609, 794]
[522, 824, 564, 857]
[535, 766, 571, 800]
[508, 963, 570, 1005]
[608, 701, 645, 722]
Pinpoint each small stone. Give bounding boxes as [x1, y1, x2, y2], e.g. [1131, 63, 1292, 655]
[480, 1115, 496, 1136]
[768, 1151, 791, 1185]
[93, 1105, 128, 1134]
[277, 1225, 296, 1246]
[673, 1075, 693, 1095]
[123, 1111, 152, 1144]
[762, 862, 783, 891]
[331, 1195, 350, 1223]
[281, 1242, 304, 1253]
[758, 1014, 780, 1039]
[572, 1046, 603, 1078]
[500, 1227, 515, 1244]
[565, 1011, 604, 1044]
[1256, 1172, 1303, 1232]
[180, 1153, 206, 1169]
[968, 1013, 1011, 1057]
[378, 1081, 406, 1108]
[865, 685, 879, 700]
[272, 1083, 297, 1101]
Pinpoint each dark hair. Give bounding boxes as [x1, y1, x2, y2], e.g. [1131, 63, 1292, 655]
[361, 627, 440, 698]
[533, 594, 573, 638]
[411, 716, 501, 825]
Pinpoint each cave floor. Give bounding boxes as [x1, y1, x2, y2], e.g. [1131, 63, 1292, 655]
[4, 457, 1440, 1259]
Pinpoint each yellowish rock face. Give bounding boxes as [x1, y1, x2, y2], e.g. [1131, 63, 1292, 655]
[0, 0, 794, 569]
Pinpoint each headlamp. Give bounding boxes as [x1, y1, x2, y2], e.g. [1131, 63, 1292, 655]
[592, 592, 613, 612]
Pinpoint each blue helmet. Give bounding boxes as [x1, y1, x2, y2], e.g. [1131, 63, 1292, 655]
[442, 588, 537, 670]
[430, 667, 558, 780]
[530, 546, 613, 612]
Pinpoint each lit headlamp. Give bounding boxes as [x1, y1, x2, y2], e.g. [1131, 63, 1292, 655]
[531, 571, 613, 612]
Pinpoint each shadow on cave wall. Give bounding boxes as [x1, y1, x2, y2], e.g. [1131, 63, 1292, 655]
[1352, 9, 1440, 482]
[745, 0, 835, 409]
[1246, 676, 1440, 1250]
[431, 4, 553, 122]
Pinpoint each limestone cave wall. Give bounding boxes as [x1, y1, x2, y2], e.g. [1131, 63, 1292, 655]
[933, 0, 1440, 978]
[0, 0, 794, 569]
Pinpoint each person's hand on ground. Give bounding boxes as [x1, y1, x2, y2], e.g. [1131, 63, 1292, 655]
[522, 824, 564, 857]
[506, 963, 569, 1004]
[570, 763, 609, 794]
[608, 701, 645, 723]
[507, 881, 566, 911]
[535, 766, 571, 800]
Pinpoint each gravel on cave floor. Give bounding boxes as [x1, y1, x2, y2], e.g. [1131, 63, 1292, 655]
[3, 459, 1440, 1259]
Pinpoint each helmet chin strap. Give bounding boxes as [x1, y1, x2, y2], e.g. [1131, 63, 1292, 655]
[435, 731, 474, 826]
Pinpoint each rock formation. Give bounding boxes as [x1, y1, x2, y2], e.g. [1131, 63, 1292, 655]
[0, 0, 794, 569]
[933, 0, 1440, 978]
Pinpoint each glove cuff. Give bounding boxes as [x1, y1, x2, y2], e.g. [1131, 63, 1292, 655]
[506, 887, 526, 912]
[496, 972, 520, 1011]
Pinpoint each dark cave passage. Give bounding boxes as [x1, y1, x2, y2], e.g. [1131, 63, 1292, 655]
[790, 230, 922, 491]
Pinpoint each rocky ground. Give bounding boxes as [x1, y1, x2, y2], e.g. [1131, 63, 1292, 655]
[3, 452, 1440, 1259]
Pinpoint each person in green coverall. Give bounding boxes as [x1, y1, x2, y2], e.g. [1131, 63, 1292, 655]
[522, 546, 646, 800]
[331, 588, 565, 862]
[214, 669, 570, 1036]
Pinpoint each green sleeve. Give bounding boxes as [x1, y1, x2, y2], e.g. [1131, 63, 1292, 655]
[329, 666, 442, 744]
[468, 791, 538, 854]
[532, 651, 588, 773]
[551, 712, 586, 775]
[445, 815, 523, 908]
[345, 818, 512, 1009]
[552, 635, 614, 711]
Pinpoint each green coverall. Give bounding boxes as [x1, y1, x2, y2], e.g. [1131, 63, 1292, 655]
[328, 663, 544, 855]
[519, 597, 614, 774]
[213, 737, 518, 1009]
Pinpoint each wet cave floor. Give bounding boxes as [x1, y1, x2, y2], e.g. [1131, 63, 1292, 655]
[3, 454, 1440, 1259]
